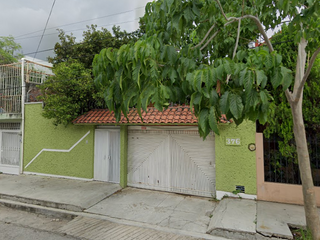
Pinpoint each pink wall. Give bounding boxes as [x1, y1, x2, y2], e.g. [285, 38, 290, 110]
[256, 133, 320, 206]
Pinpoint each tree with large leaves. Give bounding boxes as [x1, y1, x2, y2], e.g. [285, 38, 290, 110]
[0, 36, 23, 64]
[264, 24, 320, 162]
[41, 24, 142, 125]
[39, 60, 104, 126]
[93, 0, 320, 237]
[48, 24, 142, 69]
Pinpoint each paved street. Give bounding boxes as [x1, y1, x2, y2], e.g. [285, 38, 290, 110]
[0, 222, 79, 240]
[0, 206, 224, 240]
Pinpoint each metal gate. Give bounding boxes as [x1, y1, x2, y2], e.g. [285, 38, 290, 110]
[94, 129, 120, 183]
[0, 130, 21, 174]
[127, 127, 215, 197]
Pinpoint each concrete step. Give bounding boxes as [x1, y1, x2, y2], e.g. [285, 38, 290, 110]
[256, 201, 309, 239]
[0, 193, 84, 212]
[207, 198, 258, 240]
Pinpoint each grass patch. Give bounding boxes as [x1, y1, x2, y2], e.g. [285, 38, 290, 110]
[290, 227, 312, 240]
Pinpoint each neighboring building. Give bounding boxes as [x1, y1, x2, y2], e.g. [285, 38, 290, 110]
[23, 103, 257, 199]
[0, 58, 52, 174]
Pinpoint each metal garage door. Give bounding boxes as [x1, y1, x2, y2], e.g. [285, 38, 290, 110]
[127, 126, 215, 197]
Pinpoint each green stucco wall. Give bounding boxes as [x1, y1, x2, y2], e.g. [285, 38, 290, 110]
[120, 126, 128, 188]
[23, 103, 95, 178]
[215, 121, 256, 194]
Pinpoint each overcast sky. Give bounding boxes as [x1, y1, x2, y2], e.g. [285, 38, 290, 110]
[0, 0, 151, 63]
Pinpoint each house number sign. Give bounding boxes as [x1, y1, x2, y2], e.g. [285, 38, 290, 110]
[226, 137, 241, 146]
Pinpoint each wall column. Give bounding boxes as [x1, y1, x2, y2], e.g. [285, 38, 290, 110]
[120, 126, 128, 188]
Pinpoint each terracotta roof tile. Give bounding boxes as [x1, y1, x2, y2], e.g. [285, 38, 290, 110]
[73, 106, 198, 125]
[73, 106, 231, 125]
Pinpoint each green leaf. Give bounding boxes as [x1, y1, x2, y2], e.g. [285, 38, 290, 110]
[209, 89, 219, 106]
[124, 88, 138, 111]
[106, 48, 114, 61]
[116, 66, 124, 89]
[186, 72, 194, 85]
[229, 93, 244, 119]
[169, 69, 178, 83]
[256, 70, 267, 86]
[193, 92, 202, 105]
[199, 108, 209, 135]
[223, 59, 232, 74]
[184, 7, 194, 21]
[190, 92, 197, 113]
[246, 89, 259, 109]
[194, 70, 202, 92]
[215, 64, 224, 80]
[236, 50, 247, 61]
[133, 61, 141, 88]
[167, 45, 177, 64]
[202, 87, 210, 98]
[244, 70, 253, 92]
[182, 80, 190, 94]
[280, 66, 293, 90]
[239, 67, 247, 86]
[265, 54, 273, 70]
[220, 91, 230, 114]
[274, 53, 282, 66]
[271, 67, 282, 89]
[160, 85, 171, 99]
[259, 90, 269, 104]
[165, 0, 174, 8]
[209, 106, 219, 134]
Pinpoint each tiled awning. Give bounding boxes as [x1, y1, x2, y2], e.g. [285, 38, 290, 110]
[73, 106, 199, 125]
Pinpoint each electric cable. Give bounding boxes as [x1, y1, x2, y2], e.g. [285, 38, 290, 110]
[15, 6, 145, 39]
[33, 0, 56, 59]
[16, 18, 140, 41]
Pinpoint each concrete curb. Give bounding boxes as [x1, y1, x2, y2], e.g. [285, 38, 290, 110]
[0, 194, 84, 212]
[0, 199, 77, 220]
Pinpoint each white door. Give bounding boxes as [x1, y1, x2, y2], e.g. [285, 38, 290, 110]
[94, 129, 120, 183]
[127, 127, 215, 197]
[0, 131, 21, 175]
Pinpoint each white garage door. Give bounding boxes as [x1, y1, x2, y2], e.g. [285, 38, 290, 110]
[128, 126, 215, 197]
[94, 128, 120, 183]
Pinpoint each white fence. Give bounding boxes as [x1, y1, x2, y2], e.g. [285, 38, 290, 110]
[0, 60, 52, 114]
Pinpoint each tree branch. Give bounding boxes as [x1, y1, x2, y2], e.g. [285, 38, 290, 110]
[226, 19, 241, 84]
[200, 30, 220, 51]
[230, 15, 274, 52]
[214, 0, 274, 52]
[214, 0, 229, 21]
[192, 24, 216, 49]
[198, 20, 237, 51]
[232, 19, 241, 59]
[294, 46, 320, 102]
[285, 89, 293, 103]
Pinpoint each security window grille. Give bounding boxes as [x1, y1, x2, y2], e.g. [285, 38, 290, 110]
[0, 123, 21, 130]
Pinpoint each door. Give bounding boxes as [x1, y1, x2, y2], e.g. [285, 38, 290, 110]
[94, 129, 120, 183]
[127, 127, 215, 197]
[0, 131, 21, 175]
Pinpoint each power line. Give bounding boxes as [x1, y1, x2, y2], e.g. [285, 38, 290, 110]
[24, 48, 55, 56]
[15, 6, 145, 39]
[34, 0, 56, 59]
[16, 18, 140, 41]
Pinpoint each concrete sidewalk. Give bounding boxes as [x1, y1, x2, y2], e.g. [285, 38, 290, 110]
[0, 174, 319, 240]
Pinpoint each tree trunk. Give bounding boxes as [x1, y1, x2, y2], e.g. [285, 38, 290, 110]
[290, 100, 320, 239]
[287, 38, 320, 239]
